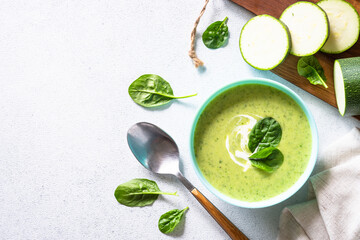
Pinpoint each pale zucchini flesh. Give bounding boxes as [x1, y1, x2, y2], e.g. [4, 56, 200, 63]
[334, 57, 360, 116]
[318, 0, 360, 54]
[334, 61, 346, 115]
[280, 1, 329, 56]
[239, 15, 290, 70]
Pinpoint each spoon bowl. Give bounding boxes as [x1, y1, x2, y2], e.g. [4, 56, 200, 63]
[127, 122, 180, 175]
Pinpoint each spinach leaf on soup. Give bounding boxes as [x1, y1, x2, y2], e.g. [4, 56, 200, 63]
[128, 74, 197, 108]
[158, 207, 189, 234]
[114, 178, 178, 207]
[248, 117, 282, 152]
[202, 17, 229, 49]
[249, 147, 284, 173]
[297, 55, 328, 88]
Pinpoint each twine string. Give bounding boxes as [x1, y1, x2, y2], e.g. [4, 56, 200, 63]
[189, 0, 209, 68]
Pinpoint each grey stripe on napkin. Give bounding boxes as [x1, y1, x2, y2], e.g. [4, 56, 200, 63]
[277, 128, 360, 240]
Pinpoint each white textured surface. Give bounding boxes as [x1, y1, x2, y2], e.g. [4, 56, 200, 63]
[0, 1, 359, 240]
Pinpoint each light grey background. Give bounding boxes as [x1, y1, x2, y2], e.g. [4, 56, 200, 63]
[0, 0, 359, 239]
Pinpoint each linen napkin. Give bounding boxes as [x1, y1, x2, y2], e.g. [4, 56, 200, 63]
[277, 128, 360, 240]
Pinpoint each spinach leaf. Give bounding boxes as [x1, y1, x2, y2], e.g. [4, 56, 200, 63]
[297, 55, 328, 88]
[158, 207, 189, 234]
[202, 17, 229, 49]
[114, 178, 178, 207]
[248, 117, 282, 153]
[249, 146, 277, 160]
[128, 74, 197, 107]
[249, 147, 284, 173]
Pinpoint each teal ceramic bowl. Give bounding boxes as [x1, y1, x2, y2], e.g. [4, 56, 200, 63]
[190, 78, 318, 208]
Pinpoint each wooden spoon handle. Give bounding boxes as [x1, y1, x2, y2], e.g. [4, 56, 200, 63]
[191, 188, 249, 240]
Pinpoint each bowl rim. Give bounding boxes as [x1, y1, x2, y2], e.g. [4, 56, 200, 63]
[189, 78, 318, 208]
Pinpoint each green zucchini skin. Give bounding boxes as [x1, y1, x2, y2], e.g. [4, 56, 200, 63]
[335, 57, 360, 116]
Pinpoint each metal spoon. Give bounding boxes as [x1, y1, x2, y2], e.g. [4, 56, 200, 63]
[127, 122, 248, 240]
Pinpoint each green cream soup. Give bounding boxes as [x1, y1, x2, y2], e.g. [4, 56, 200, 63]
[194, 84, 312, 202]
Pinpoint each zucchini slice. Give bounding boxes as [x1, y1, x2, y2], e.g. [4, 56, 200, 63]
[239, 15, 290, 70]
[317, 0, 360, 54]
[334, 57, 360, 116]
[280, 1, 329, 56]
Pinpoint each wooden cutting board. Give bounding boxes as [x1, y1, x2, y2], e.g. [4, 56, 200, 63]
[230, 0, 360, 120]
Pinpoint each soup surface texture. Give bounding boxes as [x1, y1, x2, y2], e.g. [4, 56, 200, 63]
[194, 84, 312, 202]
